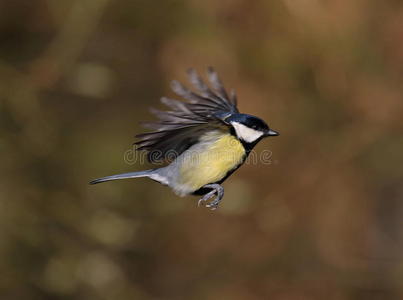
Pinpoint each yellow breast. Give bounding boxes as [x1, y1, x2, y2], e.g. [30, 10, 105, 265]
[177, 132, 246, 191]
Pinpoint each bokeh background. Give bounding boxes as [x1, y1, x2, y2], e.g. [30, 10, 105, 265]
[1, 0, 403, 299]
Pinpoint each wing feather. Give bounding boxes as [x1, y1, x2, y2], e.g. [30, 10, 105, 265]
[135, 68, 239, 163]
[207, 66, 230, 101]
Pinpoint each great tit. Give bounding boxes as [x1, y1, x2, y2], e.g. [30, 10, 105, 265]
[90, 68, 279, 210]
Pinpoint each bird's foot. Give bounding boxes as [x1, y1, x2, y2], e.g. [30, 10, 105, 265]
[197, 184, 224, 210]
[197, 189, 216, 207]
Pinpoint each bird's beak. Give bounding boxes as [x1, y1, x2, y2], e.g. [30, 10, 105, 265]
[265, 129, 279, 137]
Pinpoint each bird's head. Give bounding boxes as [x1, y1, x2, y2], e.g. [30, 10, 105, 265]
[225, 113, 279, 144]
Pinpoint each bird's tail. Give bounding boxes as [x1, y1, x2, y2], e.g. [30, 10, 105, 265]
[89, 169, 157, 185]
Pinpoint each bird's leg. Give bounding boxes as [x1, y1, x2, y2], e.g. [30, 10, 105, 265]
[197, 184, 224, 210]
[206, 184, 224, 210]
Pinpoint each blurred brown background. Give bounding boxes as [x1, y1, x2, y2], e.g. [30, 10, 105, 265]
[1, 0, 403, 299]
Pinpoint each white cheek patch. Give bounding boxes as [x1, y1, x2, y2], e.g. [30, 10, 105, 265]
[231, 122, 264, 143]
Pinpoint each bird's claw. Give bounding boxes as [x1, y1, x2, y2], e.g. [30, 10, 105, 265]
[196, 184, 224, 211]
[206, 202, 218, 210]
[197, 198, 205, 207]
[199, 199, 219, 210]
[198, 191, 216, 207]
[197, 191, 222, 210]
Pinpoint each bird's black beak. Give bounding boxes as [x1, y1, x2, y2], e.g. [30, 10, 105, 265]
[264, 129, 279, 137]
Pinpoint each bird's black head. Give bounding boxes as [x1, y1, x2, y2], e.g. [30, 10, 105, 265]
[224, 113, 279, 144]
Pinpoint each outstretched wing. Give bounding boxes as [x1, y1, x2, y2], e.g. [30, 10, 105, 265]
[135, 67, 239, 163]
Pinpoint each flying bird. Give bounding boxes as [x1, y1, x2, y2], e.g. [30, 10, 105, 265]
[90, 68, 279, 210]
